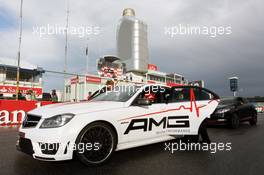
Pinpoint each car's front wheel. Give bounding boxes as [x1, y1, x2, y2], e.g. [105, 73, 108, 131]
[249, 112, 257, 126]
[230, 114, 240, 129]
[75, 122, 117, 166]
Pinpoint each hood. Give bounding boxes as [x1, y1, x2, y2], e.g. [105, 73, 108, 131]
[29, 101, 125, 118]
[212, 104, 235, 114]
[216, 104, 235, 109]
[217, 103, 236, 109]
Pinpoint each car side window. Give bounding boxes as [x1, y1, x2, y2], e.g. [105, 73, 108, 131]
[152, 86, 170, 104]
[193, 88, 210, 101]
[193, 87, 220, 101]
[133, 85, 169, 105]
[168, 87, 191, 103]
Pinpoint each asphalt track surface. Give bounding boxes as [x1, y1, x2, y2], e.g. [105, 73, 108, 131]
[0, 114, 264, 175]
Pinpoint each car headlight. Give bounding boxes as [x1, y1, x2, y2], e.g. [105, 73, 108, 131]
[215, 108, 231, 114]
[40, 113, 75, 128]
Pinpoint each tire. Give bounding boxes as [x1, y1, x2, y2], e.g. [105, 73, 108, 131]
[249, 112, 257, 126]
[75, 122, 117, 166]
[230, 114, 240, 129]
[182, 120, 210, 143]
[182, 135, 199, 143]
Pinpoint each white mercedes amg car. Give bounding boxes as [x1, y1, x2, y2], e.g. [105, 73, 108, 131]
[17, 85, 219, 166]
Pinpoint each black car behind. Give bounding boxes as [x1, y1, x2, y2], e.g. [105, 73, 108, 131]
[208, 97, 257, 128]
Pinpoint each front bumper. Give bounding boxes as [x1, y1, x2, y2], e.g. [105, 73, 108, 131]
[207, 113, 229, 125]
[17, 127, 77, 161]
[207, 118, 228, 125]
[16, 137, 34, 156]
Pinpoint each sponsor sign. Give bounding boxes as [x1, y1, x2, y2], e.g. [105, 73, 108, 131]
[148, 64, 158, 71]
[0, 100, 54, 126]
[0, 85, 42, 96]
[86, 76, 101, 84]
[70, 76, 79, 84]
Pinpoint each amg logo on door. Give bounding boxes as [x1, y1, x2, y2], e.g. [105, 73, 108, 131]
[124, 116, 190, 134]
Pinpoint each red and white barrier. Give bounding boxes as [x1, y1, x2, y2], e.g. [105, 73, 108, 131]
[0, 100, 55, 127]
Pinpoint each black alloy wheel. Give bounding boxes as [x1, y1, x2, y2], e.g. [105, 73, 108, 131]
[230, 114, 240, 129]
[75, 122, 117, 166]
[249, 112, 257, 126]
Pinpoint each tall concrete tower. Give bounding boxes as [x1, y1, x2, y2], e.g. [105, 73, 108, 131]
[116, 8, 149, 73]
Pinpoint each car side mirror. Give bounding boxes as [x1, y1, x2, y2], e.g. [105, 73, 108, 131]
[137, 98, 152, 106]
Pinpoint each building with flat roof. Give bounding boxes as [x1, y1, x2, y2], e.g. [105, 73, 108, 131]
[0, 57, 43, 98]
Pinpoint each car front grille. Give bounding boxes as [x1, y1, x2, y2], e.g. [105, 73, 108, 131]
[22, 114, 41, 128]
[211, 113, 221, 118]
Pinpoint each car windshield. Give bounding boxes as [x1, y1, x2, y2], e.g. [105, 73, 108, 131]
[219, 98, 235, 105]
[91, 85, 140, 102]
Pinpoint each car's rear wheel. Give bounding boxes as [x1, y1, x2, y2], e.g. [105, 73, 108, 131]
[230, 114, 240, 129]
[75, 122, 117, 166]
[249, 112, 257, 126]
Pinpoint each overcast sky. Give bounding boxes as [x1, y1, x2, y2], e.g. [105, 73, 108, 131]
[0, 0, 263, 97]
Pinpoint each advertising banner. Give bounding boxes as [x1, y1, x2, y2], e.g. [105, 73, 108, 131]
[0, 100, 54, 126]
[70, 76, 79, 84]
[148, 64, 158, 71]
[86, 76, 101, 84]
[0, 85, 42, 96]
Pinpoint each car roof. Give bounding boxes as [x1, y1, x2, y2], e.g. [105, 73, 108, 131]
[142, 84, 170, 88]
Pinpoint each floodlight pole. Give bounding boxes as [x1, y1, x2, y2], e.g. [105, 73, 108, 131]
[63, 0, 69, 102]
[86, 37, 89, 74]
[16, 0, 23, 100]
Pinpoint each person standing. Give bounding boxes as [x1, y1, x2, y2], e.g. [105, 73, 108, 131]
[51, 89, 58, 102]
[18, 90, 26, 100]
[25, 90, 35, 101]
[87, 91, 92, 100]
